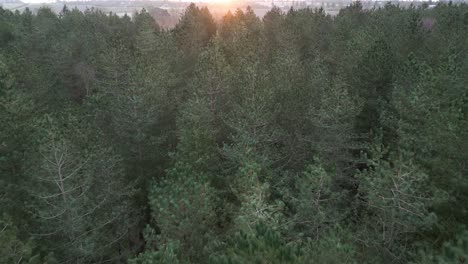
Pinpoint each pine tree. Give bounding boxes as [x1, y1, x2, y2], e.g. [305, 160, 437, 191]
[146, 162, 217, 263]
[29, 114, 133, 263]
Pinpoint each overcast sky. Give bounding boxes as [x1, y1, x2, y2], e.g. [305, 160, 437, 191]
[20, 0, 57, 3]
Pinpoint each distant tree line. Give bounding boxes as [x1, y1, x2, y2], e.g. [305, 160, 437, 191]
[0, 2, 467, 263]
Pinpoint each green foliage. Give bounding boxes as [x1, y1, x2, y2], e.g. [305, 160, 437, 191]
[175, 97, 220, 173]
[25, 113, 134, 262]
[292, 162, 343, 240]
[227, 146, 284, 232]
[356, 136, 445, 262]
[210, 223, 305, 264]
[302, 225, 358, 264]
[1, 3, 467, 263]
[130, 240, 181, 264]
[211, 223, 359, 264]
[147, 162, 217, 262]
[0, 214, 36, 263]
[384, 54, 468, 239]
[415, 228, 468, 264]
[174, 4, 216, 68]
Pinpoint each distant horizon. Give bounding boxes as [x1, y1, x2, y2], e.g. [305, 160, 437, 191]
[19, 0, 213, 4]
[17, 0, 238, 3]
[16, 0, 445, 5]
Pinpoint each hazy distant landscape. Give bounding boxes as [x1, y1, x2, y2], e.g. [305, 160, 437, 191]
[1, 0, 458, 26]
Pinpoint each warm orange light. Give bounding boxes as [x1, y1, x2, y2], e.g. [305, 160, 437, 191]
[205, 0, 236, 9]
[213, 0, 234, 7]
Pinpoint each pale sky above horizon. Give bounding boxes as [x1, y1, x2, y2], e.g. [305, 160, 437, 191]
[19, 0, 58, 3]
[17, 0, 441, 5]
[19, 0, 220, 3]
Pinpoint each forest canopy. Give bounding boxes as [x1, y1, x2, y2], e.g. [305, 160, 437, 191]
[0, 2, 467, 263]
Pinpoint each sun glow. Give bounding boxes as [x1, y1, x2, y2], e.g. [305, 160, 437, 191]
[204, 0, 236, 7]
